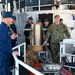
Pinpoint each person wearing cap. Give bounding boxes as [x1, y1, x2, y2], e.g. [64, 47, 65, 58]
[37, 19, 42, 25]
[42, 19, 52, 55]
[9, 16, 19, 47]
[43, 15, 70, 63]
[24, 17, 33, 49]
[43, 19, 49, 44]
[43, 19, 49, 32]
[0, 12, 18, 75]
[60, 18, 63, 24]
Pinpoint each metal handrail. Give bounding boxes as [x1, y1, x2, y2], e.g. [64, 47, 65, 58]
[12, 42, 44, 75]
[13, 53, 44, 75]
[64, 65, 75, 69]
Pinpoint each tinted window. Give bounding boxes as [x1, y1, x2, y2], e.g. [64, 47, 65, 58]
[61, 0, 75, 4]
[26, 0, 54, 6]
[20, 1, 25, 8]
[40, 0, 54, 5]
[26, 0, 38, 6]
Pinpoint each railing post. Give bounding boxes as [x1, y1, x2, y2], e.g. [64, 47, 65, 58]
[38, 0, 40, 11]
[24, 42, 26, 62]
[18, 46, 20, 56]
[15, 61, 19, 75]
[13, 42, 44, 75]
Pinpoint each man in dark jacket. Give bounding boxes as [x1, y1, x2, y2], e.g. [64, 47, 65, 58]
[0, 12, 18, 75]
[43, 19, 51, 49]
[24, 17, 33, 49]
[10, 16, 18, 47]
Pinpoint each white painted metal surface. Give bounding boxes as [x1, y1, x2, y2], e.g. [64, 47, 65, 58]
[60, 39, 75, 71]
[12, 42, 44, 75]
[60, 39, 75, 67]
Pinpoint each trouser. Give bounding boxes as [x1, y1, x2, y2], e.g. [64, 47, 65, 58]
[11, 40, 17, 48]
[0, 61, 12, 75]
[26, 38, 30, 49]
[50, 42, 60, 63]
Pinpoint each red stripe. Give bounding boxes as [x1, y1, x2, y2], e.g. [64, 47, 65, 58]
[61, 68, 73, 75]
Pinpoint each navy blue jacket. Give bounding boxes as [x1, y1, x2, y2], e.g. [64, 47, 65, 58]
[24, 23, 31, 37]
[0, 22, 12, 62]
[43, 25, 49, 34]
[42, 25, 50, 43]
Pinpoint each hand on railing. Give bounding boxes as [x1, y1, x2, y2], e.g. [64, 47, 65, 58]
[12, 51, 18, 56]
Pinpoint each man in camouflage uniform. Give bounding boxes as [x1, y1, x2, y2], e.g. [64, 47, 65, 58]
[43, 15, 70, 63]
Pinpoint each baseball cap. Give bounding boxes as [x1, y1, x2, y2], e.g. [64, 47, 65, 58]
[38, 19, 42, 22]
[28, 17, 33, 20]
[54, 14, 60, 18]
[44, 19, 49, 22]
[3, 12, 15, 20]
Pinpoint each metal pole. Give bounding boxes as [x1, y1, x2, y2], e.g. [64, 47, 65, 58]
[8, 3, 11, 11]
[24, 42, 26, 62]
[18, 46, 20, 56]
[25, 0, 26, 12]
[15, 61, 19, 75]
[19, 0, 20, 10]
[5, 0, 8, 11]
[38, 0, 40, 11]
[5, 0, 11, 11]
[13, 0, 17, 13]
